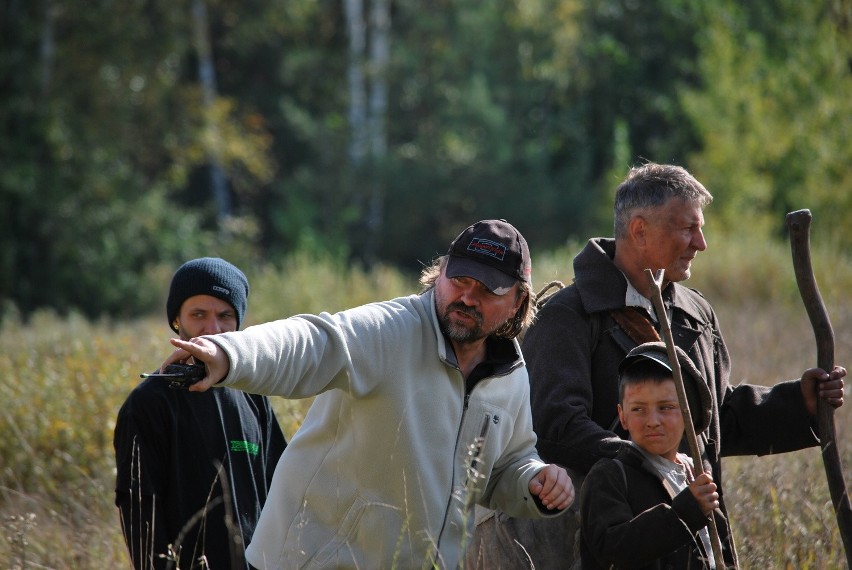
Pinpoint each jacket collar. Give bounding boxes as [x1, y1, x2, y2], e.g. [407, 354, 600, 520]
[615, 442, 680, 499]
[574, 238, 709, 324]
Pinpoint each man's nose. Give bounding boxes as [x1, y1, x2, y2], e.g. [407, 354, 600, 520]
[458, 282, 481, 305]
[692, 228, 707, 251]
[200, 318, 226, 335]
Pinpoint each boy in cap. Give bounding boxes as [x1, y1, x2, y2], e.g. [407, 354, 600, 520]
[579, 341, 736, 569]
[114, 258, 287, 570]
[154, 220, 574, 570]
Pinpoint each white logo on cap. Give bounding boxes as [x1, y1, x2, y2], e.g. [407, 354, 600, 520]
[467, 238, 507, 261]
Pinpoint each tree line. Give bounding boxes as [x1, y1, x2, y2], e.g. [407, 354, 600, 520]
[1, 0, 849, 320]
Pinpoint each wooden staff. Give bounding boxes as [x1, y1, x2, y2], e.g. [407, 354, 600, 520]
[644, 268, 726, 568]
[787, 209, 852, 566]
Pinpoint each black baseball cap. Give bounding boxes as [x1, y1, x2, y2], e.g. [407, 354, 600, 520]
[445, 219, 531, 295]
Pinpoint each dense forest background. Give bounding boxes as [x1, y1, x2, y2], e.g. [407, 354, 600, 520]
[2, 0, 850, 320]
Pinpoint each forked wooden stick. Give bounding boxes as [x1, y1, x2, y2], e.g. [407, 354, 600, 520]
[644, 268, 726, 568]
[787, 209, 852, 567]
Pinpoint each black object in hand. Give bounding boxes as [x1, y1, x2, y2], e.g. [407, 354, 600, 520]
[140, 363, 206, 389]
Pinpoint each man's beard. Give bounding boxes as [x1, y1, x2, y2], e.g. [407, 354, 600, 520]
[438, 301, 487, 343]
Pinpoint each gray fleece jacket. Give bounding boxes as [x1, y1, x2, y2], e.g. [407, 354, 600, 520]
[207, 289, 558, 569]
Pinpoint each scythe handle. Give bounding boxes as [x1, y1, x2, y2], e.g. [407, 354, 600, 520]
[787, 208, 852, 566]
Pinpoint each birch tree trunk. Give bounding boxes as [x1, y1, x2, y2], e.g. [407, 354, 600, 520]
[365, 0, 389, 261]
[191, 0, 231, 225]
[344, 0, 367, 166]
[345, 0, 390, 263]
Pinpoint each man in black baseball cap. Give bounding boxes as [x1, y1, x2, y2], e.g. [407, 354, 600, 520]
[439, 219, 535, 341]
[156, 220, 574, 570]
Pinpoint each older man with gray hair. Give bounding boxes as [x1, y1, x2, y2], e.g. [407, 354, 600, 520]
[467, 163, 845, 569]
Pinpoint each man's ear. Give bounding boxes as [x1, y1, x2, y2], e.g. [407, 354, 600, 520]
[617, 403, 627, 430]
[628, 215, 647, 246]
[513, 289, 528, 313]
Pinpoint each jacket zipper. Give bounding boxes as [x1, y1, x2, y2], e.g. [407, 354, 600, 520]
[433, 387, 474, 560]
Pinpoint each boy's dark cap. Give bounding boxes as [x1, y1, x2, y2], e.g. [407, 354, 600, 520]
[620, 341, 713, 434]
[619, 344, 674, 376]
[445, 219, 531, 295]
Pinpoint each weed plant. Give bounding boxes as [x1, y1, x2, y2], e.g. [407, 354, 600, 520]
[2, 242, 852, 568]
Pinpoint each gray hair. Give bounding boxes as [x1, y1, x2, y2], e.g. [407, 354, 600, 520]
[419, 256, 536, 339]
[613, 163, 713, 239]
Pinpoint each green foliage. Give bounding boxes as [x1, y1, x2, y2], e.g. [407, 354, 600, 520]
[2, 0, 850, 334]
[682, 0, 852, 244]
[0, 0, 274, 320]
[377, 0, 710, 258]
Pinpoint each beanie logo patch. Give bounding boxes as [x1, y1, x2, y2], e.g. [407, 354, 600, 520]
[212, 285, 231, 295]
[467, 238, 507, 261]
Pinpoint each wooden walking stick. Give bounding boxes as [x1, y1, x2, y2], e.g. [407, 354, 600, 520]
[787, 208, 852, 566]
[644, 268, 726, 568]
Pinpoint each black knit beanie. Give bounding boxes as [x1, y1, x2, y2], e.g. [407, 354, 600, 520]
[166, 257, 249, 332]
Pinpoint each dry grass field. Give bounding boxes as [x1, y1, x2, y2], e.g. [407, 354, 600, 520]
[2, 239, 851, 569]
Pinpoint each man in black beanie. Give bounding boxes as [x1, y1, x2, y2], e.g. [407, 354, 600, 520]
[165, 257, 250, 333]
[114, 258, 287, 570]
